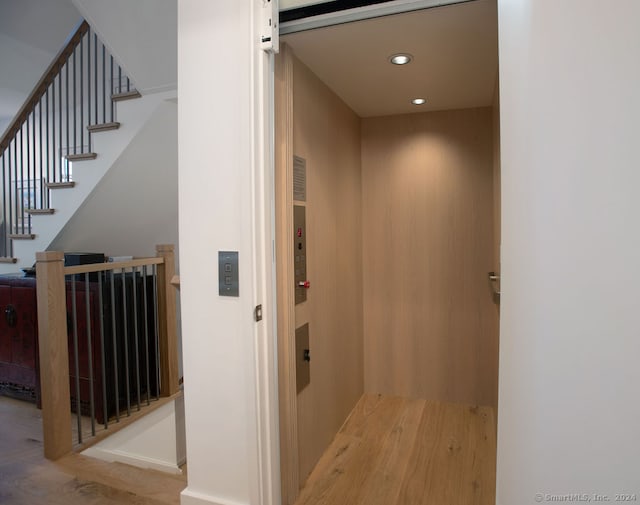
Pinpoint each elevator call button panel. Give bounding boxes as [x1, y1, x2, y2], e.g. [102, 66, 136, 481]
[294, 205, 308, 305]
[218, 251, 239, 297]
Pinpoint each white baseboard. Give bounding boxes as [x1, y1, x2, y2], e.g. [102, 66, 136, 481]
[180, 487, 248, 505]
[82, 446, 183, 475]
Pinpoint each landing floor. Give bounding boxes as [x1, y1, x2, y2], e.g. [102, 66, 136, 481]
[0, 396, 186, 505]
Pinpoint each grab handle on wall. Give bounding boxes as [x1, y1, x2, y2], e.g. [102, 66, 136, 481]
[488, 272, 501, 304]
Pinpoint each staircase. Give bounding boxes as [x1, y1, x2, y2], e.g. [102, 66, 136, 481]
[0, 20, 173, 272]
[0, 13, 183, 477]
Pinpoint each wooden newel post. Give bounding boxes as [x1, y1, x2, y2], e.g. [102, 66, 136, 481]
[36, 251, 72, 460]
[156, 244, 179, 397]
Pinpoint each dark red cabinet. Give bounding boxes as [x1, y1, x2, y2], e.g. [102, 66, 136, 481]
[0, 286, 12, 364]
[0, 277, 40, 403]
[0, 273, 159, 424]
[0, 275, 103, 417]
[66, 280, 107, 422]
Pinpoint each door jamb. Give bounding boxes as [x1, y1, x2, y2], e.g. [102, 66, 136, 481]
[273, 43, 299, 505]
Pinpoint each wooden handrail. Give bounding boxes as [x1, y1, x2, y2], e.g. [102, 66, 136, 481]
[0, 20, 89, 154]
[63, 257, 164, 275]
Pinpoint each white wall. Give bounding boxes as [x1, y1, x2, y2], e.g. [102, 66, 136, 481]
[82, 395, 186, 475]
[48, 98, 182, 377]
[49, 100, 178, 261]
[497, 1, 640, 504]
[72, 0, 177, 94]
[178, 2, 278, 505]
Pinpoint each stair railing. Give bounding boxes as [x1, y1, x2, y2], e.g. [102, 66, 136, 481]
[0, 20, 138, 262]
[36, 244, 180, 459]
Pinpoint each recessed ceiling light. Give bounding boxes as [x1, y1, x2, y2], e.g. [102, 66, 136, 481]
[389, 53, 412, 65]
[412, 98, 426, 105]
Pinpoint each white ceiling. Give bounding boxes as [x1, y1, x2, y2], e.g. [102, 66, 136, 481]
[282, 0, 498, 117]
[0, 0, 81, 52]
[0, 0, 81, 130]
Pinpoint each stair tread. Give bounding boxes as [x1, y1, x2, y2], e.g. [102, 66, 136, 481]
[46, 181, 75, 189]
[111, 89, 141, 102]
[87, 121, 120, 132]
[26, 208, 55, 215]
[9, 234, 35, 240]
[0, 257, 17, 264]
[65, 152, 97, 161]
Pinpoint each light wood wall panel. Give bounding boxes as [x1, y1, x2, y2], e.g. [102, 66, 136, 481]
[291, 55, 364, 484]
[361, 108, 499, 407]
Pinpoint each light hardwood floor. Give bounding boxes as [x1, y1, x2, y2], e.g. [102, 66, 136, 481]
[295, 393, 496, 505]
[0, 396, 186, 505]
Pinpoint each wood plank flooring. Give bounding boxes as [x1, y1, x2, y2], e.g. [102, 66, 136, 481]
[0, 396, 186, 505]
[295, 394, 496, 505]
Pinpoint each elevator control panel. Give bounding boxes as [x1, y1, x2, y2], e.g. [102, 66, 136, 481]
[295, 323, 310, 393]
[218, 251, 239, 297]
[294, 205, 308, 304]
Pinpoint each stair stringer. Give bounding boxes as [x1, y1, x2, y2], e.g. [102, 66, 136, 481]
[1, 89, 176, 273]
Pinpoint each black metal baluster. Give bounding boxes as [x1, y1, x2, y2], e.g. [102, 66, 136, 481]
[98, 272, 108, 429]
[84, 273, 96, 436]
[80, 34, 85, 153]
[142, 265, 151, 404]
[59, 71, 63, 181]
[4, 150, 10, 255]
[19, 127, 24, 233]
[102, 45, 106, 124]
[153, 265, 160, 398]
[73, 48, 77, 154]
[26, 117, 31, 218]
[121, 269, 131, 416]
[110, 56, 114, 122]
[66, 59, 69, 170]
[109, 270, 120, 422]
[31, 111, 35, 213]
[86, 31, 91, 152]
[39, 100, 43, 208]
[30, 111, 35, 213]
[1, 154, 5, 256]
[12, 140, 17, 236]
[71, 276, 83, 444]
[5, 150, 10, 254]
[94, 33, 98, 128]
[45, 88, 50, 204]
[132, 267, 141, 411]
[52, 78, 56, 183]
[30, 111, 34, 214]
